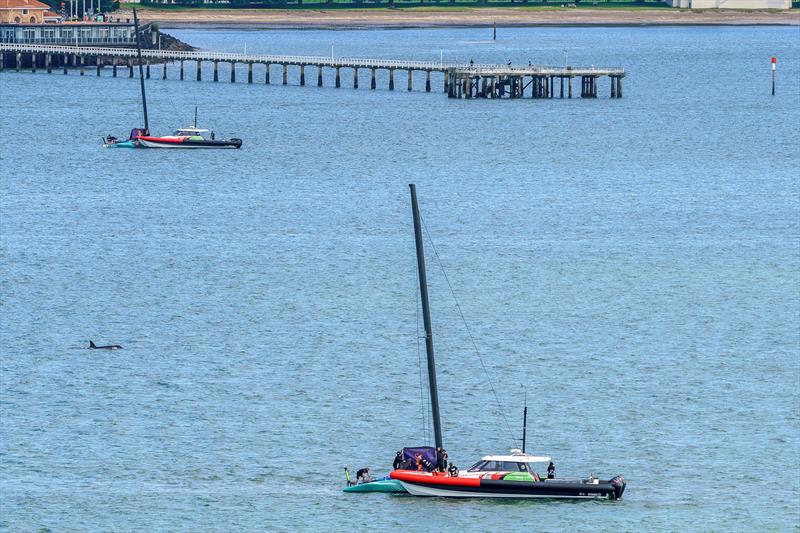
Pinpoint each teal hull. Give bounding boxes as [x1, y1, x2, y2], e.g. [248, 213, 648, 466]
[343, 479, 406, 493]
[106, 141, 138, 148]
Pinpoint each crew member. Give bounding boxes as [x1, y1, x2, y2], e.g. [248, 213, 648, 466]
[436, 447, 448, 472]
[393, 450, 403, 470]
[356, 466, 372, 484]
[547, 462, 555, 479]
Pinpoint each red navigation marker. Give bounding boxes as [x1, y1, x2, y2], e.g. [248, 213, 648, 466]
[771, 57, 777, 64]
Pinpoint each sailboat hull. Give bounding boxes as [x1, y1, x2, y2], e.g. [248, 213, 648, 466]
[391, 471, 625, 500]
[138, 137, 242, 149]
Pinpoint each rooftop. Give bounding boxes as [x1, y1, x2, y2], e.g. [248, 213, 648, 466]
[0, 0, 50, 9]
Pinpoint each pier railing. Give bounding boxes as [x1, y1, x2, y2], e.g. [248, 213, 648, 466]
[0, 43, 626, 100]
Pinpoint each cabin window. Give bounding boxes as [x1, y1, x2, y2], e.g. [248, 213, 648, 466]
[467, 460, 529, 472]
[23, 8, 29, 14]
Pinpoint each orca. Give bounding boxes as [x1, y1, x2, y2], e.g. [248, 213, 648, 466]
[88, 340, 123, 350]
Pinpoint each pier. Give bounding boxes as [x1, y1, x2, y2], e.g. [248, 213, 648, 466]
[0, 43, 625, 100]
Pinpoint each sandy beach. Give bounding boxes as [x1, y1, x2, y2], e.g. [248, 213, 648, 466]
[125, 6, 799, 29]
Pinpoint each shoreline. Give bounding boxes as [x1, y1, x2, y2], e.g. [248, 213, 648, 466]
[124, 7, 800, 29]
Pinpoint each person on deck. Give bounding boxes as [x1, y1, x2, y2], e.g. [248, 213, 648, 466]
[356, 466, 372, 484]
[436, 448, 448, 472]
[547, 462, 555, 479]
[393, 450, 403, 470]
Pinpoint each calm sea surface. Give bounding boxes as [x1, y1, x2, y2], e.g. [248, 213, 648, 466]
[1, 25, 799, 532]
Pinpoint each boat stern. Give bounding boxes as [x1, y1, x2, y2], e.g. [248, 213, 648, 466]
[608, 475, 626, 500]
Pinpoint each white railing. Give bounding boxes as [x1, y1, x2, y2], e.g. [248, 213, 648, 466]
[0, 43, 624, 76]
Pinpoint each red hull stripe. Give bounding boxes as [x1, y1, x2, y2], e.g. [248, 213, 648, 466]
[390, 470, 481, 487]
[138, 136, 187, 144]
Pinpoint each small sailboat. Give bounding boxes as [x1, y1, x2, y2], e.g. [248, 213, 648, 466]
[347, 184, 626, 500]
[104, 8, 241, 149]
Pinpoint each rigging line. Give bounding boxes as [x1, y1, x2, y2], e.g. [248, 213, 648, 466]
[419, 214, 517, 446]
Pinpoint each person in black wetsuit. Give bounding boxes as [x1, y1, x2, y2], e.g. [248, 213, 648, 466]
[547, 462, 555, 479]
[436, 447, 448, 472]
[356, 466, 372, 484]
[393, 450, 403, 470]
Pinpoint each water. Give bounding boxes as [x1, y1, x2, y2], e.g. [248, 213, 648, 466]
[1, 25, 798, 531]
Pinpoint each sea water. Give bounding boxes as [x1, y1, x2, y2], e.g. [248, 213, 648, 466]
[1, 25, 798, 532]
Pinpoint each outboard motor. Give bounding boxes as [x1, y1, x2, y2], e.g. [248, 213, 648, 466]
[608, 475, 626, 500]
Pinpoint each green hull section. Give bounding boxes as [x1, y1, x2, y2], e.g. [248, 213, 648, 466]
[343, 479, 406, 493]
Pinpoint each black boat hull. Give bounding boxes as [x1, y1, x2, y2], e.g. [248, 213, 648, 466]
[397, 474, 626, 500]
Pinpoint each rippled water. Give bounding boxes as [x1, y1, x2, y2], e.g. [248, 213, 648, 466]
[1, 25, 799, 531]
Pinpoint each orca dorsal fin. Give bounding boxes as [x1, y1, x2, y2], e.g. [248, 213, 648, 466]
[89, 340, 96, 348]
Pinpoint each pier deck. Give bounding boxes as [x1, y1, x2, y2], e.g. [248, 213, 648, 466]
[0, 43, 625, 99]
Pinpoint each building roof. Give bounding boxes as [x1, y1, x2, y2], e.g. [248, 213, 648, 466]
[0, 0, 51, 9]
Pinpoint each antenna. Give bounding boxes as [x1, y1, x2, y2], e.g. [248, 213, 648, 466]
[522, 386, 528, 454]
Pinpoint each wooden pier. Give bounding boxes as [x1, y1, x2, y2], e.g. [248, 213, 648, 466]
[0, 43, 625, 100]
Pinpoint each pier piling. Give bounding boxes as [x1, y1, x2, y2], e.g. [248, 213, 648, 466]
[371, 67, 376, 90]
[248, 62, 253, 83]
[335, 66, 341, 88]
[299, 64, 305, 86]
[46, 54, 51, 74]
[79, 55, 84, 76]
[196, 60, 201, 81]
[145, 61, 150, 79]
[407, 69, 412, 91]
[179, 60, 184, 80]
[162, 61, 167, 80]
[317, 66, 322, 87]
[353, 66, 358, 89]
[282, 63, 287, 85]
[389, 69, 394, 90]
[425, 70, 431, 92]
[230, 62, 236, 83]
[213, 61, 218, 82]
[265, 63, 270, 84]
[15, 52, 20, 72]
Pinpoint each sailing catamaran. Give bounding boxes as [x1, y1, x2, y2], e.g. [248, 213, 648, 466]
[104, 8, 241, 149]
[347, 184, 626, 500]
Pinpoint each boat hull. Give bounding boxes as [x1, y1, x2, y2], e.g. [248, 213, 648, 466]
[343, 479, 406, 493]
[104, 140, 138, 148]
[391, 471, 625, 500]
[138, 137, 242, 149]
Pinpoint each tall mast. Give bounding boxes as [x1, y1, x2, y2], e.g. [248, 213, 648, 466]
[132, 7, 149, 132]
[522, 387, 528, 453]
[409, 184, 443, 451]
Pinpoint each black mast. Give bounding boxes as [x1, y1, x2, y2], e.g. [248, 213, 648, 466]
[409, 184, 443, 451]
[132, 7, 149, 133]
[522, 407, 528, 453]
